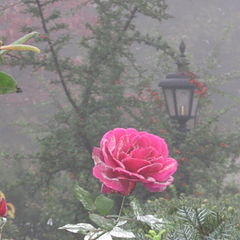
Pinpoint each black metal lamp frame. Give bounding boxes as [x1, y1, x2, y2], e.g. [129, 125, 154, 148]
[159, 41, 199, 131]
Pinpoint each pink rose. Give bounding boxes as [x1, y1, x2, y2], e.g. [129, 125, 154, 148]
[92, 128, 178, 196]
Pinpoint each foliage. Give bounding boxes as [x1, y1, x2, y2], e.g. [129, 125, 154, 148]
[143, 194, 240, 240]
[8, 0, 239, 197]
[0, 153, 78, 240]
[0, 32, 40, 94]
[60, 186, 240, 239]
[0, 27, 40, 240]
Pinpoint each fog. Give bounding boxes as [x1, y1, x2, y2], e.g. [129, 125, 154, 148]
[1, 1, 240, 239]
[1, 0, 240, 153]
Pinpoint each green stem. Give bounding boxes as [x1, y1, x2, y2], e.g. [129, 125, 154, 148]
[117, 196, 126, 222]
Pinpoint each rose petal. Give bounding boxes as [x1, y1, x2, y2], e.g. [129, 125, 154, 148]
[92, 147, 104, 165]
[102, 142, 125, 168]
[115, 135, 131, 154]
[131, 132, 169, 158]
[101, 184, 118, 194]
[137, 163, 163, 176]
[132, 134, 150, 148]
[151, 158, 178, 182]
[122, 158, 149, 172]
[113, 167, 145, 181]
[101, 128, 137, 151]
[93, 164, 136, 195]
[114, 132, 137, 156]
[112, 128, 137, 143]
[101, 181, 136, 196]
[130, 147, 158, 160]
[143, 176, 174, 192]
[93, 164, 125, 193]
[120, 181, 136, 196]
[149, 156, 164, 164]
[118, 152, 128, 160]
[147, 134, 169, 158]
[100, 129, 132, 168]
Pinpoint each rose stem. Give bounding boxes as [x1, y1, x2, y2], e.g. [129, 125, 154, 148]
[117, 196, 126, 222]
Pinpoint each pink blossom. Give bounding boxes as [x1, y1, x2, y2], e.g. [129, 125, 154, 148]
[92, 128, 178, 196]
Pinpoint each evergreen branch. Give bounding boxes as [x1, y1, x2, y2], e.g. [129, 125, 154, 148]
[80, 5, 138, 112]
[133, 33, 177, 61]
[34, 0, 93, 154]
[122, 6, 138, 33]
[0, 1, 23, 12]
[123, 105, 149, 128]
[194, 208, 206, 236]
[34, 0, 80, 114]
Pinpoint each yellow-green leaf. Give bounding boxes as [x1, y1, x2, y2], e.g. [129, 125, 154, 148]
[0, 44, 40, 53]
[0, 71, 21, 95]
[0, 32, 39, 56]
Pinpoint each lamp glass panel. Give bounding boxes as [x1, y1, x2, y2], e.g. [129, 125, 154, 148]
[175, 89, 191, 116]
[164, 89, 176, 117]
[191, 95, 199, 117]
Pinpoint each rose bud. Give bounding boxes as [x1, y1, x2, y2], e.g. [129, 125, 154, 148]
[0, 199, 8, 217]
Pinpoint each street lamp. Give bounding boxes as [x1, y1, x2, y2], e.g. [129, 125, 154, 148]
[159, 41, 200, 131]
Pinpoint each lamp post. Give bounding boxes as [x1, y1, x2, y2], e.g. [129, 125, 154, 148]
[159, 41, 200, 131]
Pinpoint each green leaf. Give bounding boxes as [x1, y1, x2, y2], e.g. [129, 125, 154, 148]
[95, 195, 114, 215]
[89, 213, 114, 230]
[130, 197, 143, 218]
[110, 227, 135, 239]
[156, 229, 166, 240]
[0, 217, 7, 228]
[1, 152, 10, 159]
[0, 71, 19, 95]
[136, 215, 164, 230]
[84, 230, 110, 240]
[75, 185, 95, 211]
[59, 223, 96, 234]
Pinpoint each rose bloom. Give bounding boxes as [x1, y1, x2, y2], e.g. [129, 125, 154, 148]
[0, 198, 8, 217]
[92, 128, 178, 196]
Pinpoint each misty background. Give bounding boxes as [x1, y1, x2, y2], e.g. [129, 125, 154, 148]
[1, 0, 240, 153]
